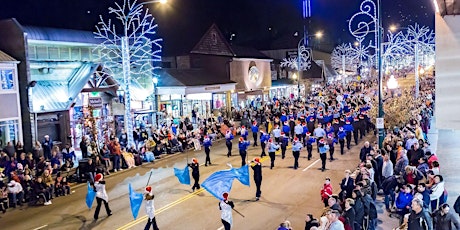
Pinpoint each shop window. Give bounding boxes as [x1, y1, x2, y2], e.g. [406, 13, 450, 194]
[0, 69, 14, 90]
[0, 120, 19, 148]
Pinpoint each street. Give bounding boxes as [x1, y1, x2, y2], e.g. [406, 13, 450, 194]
[1, 136, 378, 230]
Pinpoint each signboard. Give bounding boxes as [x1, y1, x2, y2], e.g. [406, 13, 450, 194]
[286, 50, 298, 59]
[376, 118, 384, 129]
[205, 86, 220, 90]
[89, 97, 103, 108]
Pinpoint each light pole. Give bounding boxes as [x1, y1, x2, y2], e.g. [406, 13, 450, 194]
[348, 0, 384, 148]
[152, 76, 158, 127]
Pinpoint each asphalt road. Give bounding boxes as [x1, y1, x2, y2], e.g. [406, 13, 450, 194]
[1, 135, 376, 230]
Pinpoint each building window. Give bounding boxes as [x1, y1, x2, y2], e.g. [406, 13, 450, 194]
[0, 69, 14, 90]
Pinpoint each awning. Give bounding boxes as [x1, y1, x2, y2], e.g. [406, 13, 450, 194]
[30, 62, 100, 113]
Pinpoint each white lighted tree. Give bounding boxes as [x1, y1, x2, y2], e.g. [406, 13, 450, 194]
[94, 0, 163, 147]
[331, 43, 358, 74]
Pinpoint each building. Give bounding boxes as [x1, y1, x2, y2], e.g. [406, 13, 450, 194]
[0, 50, 21, 149]
[0, 19, 156, 150]
[159, 24, 273, 118]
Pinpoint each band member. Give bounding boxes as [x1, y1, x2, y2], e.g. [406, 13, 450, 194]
[225, 130, 234, 157]
[306, 132, 316, 161]
[144, 186, 160, 230]
[219, 192, 235, 230]
[93, 173, 112, 220]
[251, 121, 259, 147]
[259, 130, 270, 157]
[292, 137, 303, 169]
[203, 136, 212, 166]
[238, 137, 250, 166]
[280, 132, 289, 159]
[267, 138, 280, 169]
[188, 158, 200, 191]
[337, 127, 346, 155]
[250, 158, 262, 201]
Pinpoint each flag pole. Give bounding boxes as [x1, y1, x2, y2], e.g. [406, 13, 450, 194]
[146, 170, 153, 186]
[233, 208, 245, 218]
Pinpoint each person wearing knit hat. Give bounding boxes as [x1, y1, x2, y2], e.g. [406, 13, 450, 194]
[219, 192, 234, 230]
[203, 135, 212, 166]
[144, 186, 159, 230]
[259, 130, 270, 157]
[93, 173, 112, 220]
[240, 125, 248, 140]
[268, 138, 280, 169]
[188, 158, 200, 192]
[292, 137, 303, 169]
[318, 138, 330, 172]
[225, 130, 234, 158]
[238, 137, 250, 167]
[337, 127, 347, 155]
[280, 132, 289, 160]
[251, 157, 263, 201]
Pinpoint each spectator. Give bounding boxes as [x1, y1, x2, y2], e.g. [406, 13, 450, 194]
[33, 177, 52, 206]
[86, 158, 96, 183]
[430, 175, 446, 212]
[326, 209, 345, 230]
[432, 203, 460, 230]
[41, 169, 54, 199]
[408, 198, 433, 230]
[32, 141, 43, 161]
[321, 177, 333, 207]
[42, 135, 53, 160]
[110, 138, 122, 172]
[305, 213, 320, 230]
[342, 198, 356, 230]
[7, 180, 24, 208]
[340, 170, 355, 200]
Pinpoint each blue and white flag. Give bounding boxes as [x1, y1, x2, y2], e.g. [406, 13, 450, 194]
[85, 182, 96, 209]
[128, 184, 144, 220]
[232, 165, 250, 186]
[174, 165, 190, 185]
[201, 169, 236, 200]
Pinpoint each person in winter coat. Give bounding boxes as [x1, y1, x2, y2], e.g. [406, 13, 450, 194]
[321, 177, 333, 207]
[144, 186, 160, 230]
[396, 185, 414, 218]
[250, 157, 262, 201]
[343, 198, 356, 230]
[219, 192, 234, 230]
[340, 170, 355, 200]
[93, 173, 112, 220]
[352, 189, 365, 229]
[432, 203, 460, 230]
[189, 158, 200, 192]
[225, 130, 234, 157]
[408, 198, 433, 230]
[430, 175, 446, 212]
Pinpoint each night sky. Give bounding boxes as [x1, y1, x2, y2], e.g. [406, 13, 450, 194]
[0, 0, 435, 55]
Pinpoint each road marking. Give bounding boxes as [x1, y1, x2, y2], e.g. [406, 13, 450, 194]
[217, 226, 224, 230]
[302, 159, 320, 171]
[117, 188, 205, 230]
[33, 225, 48, 230]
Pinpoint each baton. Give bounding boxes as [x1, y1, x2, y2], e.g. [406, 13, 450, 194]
[233, 208, 245, 218]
